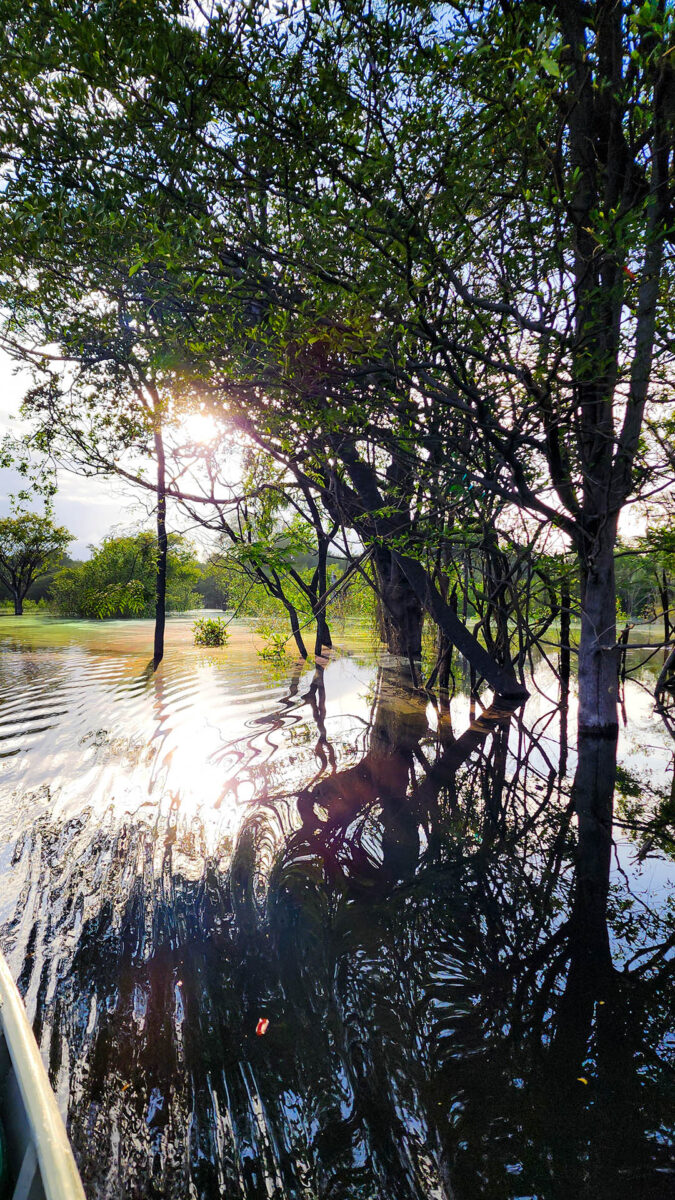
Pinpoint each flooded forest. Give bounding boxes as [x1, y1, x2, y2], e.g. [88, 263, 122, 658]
[0, 1, 674, 1198]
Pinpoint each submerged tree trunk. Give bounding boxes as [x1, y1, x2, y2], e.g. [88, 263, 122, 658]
[313, 536, 332, 657]
[577, 531, 619, 735]
[660, 571, 670, 644]
[373, 546, 423, 658]
[282, 596, 308, 659]
[547, 732, 617, 1184]
[392, 549, 527, 698]
[153, 426, 167, 669]
[314, 610, 331, 657]
[481, 526, 511, 667]
[559, 576, 571, 701]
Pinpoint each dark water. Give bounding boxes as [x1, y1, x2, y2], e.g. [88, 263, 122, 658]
[0, 615, 673, 1199]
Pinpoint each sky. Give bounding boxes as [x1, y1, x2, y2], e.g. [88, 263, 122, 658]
[0, 350, 149, 558]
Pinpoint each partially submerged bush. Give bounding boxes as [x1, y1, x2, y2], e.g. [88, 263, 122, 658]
[192, 616, 230, 647]
[259, 632, 288, 659]
[255, 618, 288, 659]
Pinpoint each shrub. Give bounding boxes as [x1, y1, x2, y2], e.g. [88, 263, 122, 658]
[192, 616, 230, 647]
[255, 617, 289, 659]
[258, 631, 288, 659]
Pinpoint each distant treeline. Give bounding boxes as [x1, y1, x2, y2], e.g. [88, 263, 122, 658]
[0, 530, 358, 621]
[2, 529, 673, 650]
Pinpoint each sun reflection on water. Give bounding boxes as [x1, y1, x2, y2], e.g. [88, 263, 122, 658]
[0, 616, 380, 851]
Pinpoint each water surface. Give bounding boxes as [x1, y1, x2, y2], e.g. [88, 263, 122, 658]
[0, 614, 673, 1199]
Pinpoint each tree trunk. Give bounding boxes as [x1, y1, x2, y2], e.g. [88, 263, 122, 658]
[284, 604, 306, 662]
[482, 526, 511, 666]
[655, 644, 675, 704]
[373, 546, 423, 658]
[284, 599, 308, 659]
[577, 534, 619, 735]
[437, 582, 455, 693]
[660, 571, 670, 644]
[313, 537, 332, 656]
[314, 611, 332, 657]
[13, 591, 23, 615]
[392, 549, 527, 698]
[559, 576, 571, 701]
[153, 427, 167, 669]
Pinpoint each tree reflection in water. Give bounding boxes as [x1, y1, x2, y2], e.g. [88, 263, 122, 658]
[3, 663, 674, 1199]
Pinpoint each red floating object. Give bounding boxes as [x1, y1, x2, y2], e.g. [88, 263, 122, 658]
[256, 1017, 269, 1036]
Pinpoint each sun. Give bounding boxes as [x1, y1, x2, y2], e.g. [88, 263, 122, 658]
[180, 410, 220, 446]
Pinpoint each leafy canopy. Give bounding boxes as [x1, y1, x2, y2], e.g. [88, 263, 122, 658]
[0, 512, 73, 598]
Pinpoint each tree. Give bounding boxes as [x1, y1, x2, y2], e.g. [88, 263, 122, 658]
[644, 523, 675, 643]
[191, 0, 674, 731]
[179, 448, 350, 659]
[3, 279, 202, 666]
[0, 0, 528, 697]
[200, 0, 674, 734]
[48, 531, 201, 619]
[1, 0, 673, 729]
[0, 511, 73, 614]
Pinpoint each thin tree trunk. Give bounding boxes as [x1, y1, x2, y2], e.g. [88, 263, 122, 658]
[655, 644, 675, 703]
[560, 576, 571, 701]
[618, 624, 630, 688]
[153, 426, 167, 669]
[313, 537, 332, 656]
[660, 571, 670, 643]
[577, 533, 619, 735]
[438, 582, 455, 692]
[559, 575, 571, 776]
[282, 597, 308, 658]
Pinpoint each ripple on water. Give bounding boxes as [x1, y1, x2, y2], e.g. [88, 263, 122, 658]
[0, 615, 673, 1200]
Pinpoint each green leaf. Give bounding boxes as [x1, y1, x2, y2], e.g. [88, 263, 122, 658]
[540, 55, 560, 78]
